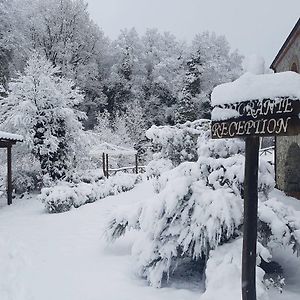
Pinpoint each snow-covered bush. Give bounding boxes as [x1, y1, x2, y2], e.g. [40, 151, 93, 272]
[258, 198, 300, 256]
[12, 170, 42, 194]
[202, 239, 271, 300]
[105, 122, 300, 294]
[65, 168, 104, 184]
[40, 183, 76, 213]
[41, 173, 141, 213]
[146, 119, 210, 166]
[145, 156, 173, 180]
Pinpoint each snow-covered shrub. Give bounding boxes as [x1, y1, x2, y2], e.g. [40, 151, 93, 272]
[107, 157, 275, 288]
[145, 156, 173, 180]
[202, 239, 271, 300]
[65, 168, 104, 184]
[12, 170, 42, 194]
[105, 122, 300, 293]
[41, 173, 141, 213]
[40, 183, 77, 213]
[258, 198, 300, 256]
[146, 119, 210, 166]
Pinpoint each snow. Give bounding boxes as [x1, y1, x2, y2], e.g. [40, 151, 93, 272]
[0, 130, 23, 142]
[211, 107, 241, 121]
[243, 54, 266, 75]
[0, 182, 199, 300]
[211, 71, 300, 106]
[0, 182, 300, 300]
[202, 239, 270, 300]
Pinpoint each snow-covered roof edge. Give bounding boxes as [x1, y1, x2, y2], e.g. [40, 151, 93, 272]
[211, 71, 300, 106]
[0, 131, 23, 142]
[270, 18, 300, 70]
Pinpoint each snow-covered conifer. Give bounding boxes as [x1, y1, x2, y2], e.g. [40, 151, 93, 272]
[1, 53, 86, 182]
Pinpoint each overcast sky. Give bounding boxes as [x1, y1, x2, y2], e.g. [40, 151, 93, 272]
[87, 0, 300, 66]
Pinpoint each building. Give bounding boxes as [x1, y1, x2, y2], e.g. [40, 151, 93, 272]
[270, 18, 300, 199]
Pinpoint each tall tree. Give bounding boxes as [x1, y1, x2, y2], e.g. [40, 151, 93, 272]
[175, 32, 243, 123]
[104, 28, 143, 115]
[141, 29, 185, 126]
[3, 0, 110, 129]
[1, 53, 86, 181]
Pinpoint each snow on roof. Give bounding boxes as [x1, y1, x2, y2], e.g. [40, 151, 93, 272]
[0, 131, 23, 142]
[89, 142, 137, 156]
[211, 71, 300, 106]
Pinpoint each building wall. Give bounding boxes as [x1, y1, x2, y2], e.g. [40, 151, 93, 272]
[274, 32, 300, 196]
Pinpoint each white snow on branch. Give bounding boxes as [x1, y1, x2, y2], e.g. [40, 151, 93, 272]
[211, 71, 300, 106]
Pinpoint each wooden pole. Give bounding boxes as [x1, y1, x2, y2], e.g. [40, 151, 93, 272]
[7, 145, 12, 205]
[102, 152, 106, 178]
[106, 153, 109, 178]
[135, 154, 138, 174]
[242, 136, 259, 300]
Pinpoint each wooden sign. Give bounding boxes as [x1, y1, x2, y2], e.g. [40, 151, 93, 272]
[211, 97, 300, 139]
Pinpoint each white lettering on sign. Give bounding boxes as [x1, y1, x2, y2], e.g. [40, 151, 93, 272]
[211, 117, 292, 139]
[221, 98, 295, 120]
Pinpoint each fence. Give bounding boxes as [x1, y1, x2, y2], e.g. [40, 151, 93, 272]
[102, 153, 145, 178]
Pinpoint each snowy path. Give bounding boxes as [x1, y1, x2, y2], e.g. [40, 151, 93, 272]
[0, 182, 199, 300]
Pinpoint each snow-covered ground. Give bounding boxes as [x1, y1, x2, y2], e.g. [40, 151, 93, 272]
[0, 181, 299, 300]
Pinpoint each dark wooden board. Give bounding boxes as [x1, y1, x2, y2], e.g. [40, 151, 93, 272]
[212, 97, 300, 139]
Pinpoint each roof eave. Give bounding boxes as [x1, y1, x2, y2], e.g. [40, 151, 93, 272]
[270, 18, 300, 71]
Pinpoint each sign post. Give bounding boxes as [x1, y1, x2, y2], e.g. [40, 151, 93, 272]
[211, 96, 300, 300]
[242, 136, 259, 300]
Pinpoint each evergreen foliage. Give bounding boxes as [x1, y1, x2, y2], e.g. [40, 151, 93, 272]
[1, 53, 86, 182]
[105, 121, 300, 290]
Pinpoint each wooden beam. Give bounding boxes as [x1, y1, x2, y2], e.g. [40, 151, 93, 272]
[102, 152, 106, 178]
[7, 145, 12, 205]
[242, 136, 259, 300]
[106, 153, 109, 179]
[0, 141, 16, 148]
[135, 154, 138, 174]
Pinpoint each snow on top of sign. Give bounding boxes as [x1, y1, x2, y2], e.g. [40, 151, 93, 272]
[211, 71, 300, 106]
[243, 54, 265, 75]
[211, 107, 241, 121]
[0, 131, 23, 142]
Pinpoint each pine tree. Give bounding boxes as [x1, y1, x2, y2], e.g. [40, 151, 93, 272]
[174, 56, 200, 123]
[175, 32, 243, 123]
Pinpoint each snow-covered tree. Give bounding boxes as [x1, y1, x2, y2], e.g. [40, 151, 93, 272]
[104, 28, 143, 115]
[122, 100, 146, 142]
[141, 29, 185, 126]
[1, 53, 86, 182]
[175, 32, 243, 123]
[0, 0, 29, 87]
[1, 0, 110, 129]
[95, 109, 133, 147]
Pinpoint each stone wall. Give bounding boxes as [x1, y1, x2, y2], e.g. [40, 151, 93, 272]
[276, 136, 300, 191]
[274, 32, 300, 196]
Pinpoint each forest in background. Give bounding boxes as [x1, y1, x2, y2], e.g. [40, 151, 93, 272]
[0, 0, 243, 144]
[0, 0, 244, 190]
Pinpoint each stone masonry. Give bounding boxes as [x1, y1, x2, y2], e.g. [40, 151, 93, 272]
[271, 19, 300, 197]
